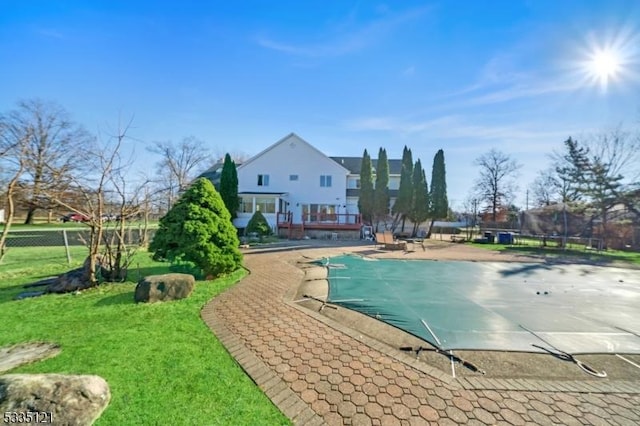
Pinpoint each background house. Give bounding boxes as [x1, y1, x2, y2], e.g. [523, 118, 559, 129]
[329, 157, 402, 219]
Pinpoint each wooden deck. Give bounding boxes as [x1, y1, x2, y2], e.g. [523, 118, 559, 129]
[277, 212, 363, 238]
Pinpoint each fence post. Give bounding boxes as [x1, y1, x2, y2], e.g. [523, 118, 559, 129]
[62, 230, 72, 265]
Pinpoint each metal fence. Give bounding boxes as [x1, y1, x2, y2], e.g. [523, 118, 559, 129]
[3, 228, 155, 265]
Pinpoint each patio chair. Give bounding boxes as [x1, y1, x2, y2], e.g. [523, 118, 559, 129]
[382, 231, 407, 251]
[374, 232, 389, 249]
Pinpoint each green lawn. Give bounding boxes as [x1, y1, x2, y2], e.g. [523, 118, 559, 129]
[470, 239, 640, 266]
[0, 247, 288, 426]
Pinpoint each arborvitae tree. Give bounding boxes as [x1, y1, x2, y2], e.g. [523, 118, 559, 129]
[358, 149, 374, 224]
[373, 147, 390, 228]
[149, 178, 242, 278]
[427, 149, 449, 238]
[409, 160, 430, 236]
[430, 149, 449, 219]
[246, 210, 272, 236]
[392, 146, 414, 232]
[220, 153, 239, 218]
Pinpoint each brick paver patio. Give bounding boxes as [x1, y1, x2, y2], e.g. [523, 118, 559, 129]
[201, 247, 640, 425]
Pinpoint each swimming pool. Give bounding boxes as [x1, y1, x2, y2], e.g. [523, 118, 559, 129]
[324, 255, 640, 354]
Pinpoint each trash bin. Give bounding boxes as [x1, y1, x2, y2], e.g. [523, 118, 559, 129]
[498, 232, 513, 244]
[484, 232, 495, 243]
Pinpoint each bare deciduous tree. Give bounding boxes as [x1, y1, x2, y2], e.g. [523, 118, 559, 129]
[0, 121, 29, 260]
[3, 99, 91, 224]
[150, 136, 212, 209]
[474, 148, 521, 222]
[45, 117, 142, 285]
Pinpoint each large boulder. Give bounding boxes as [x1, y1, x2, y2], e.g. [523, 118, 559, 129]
[134, 273, 195, 303]
[0, 374, 111, 425]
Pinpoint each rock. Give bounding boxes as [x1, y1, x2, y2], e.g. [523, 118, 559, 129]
[0, 342, 60, 373]
[0, 374, 111, 425]
[134, 273, 195, 303]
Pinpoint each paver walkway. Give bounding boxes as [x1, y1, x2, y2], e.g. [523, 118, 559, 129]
[201, 248, 640, 425]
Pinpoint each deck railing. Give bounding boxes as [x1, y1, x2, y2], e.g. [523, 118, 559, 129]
[277, 212, 362, 227]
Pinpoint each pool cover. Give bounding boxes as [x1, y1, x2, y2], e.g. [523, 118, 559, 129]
[324, 255, 640, 354]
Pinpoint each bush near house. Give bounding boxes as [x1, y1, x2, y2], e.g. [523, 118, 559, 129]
[149, 178, 242, 278]
[246, 210, 272, 236]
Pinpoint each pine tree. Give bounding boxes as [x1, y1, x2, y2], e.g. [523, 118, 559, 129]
[358, 149, 374, 224]
[219, 153, 239, 219]
[373, 147, 390, 228]
[392, 146, 414, 232]
[149, 178, 242, 278]
[409, 160, 430, 236]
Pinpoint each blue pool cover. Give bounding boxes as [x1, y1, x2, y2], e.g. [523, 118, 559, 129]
[324, 255, 640, 354]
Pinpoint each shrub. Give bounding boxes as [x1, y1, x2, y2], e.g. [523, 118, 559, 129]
[246, 210, 272, 236]
[149, 178, 242, 278]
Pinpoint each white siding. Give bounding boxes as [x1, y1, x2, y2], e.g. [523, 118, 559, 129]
[236, 134, 349, 227]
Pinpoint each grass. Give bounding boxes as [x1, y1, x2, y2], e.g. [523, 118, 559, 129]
[0, 246, 289, 426]
[469, 239, 640, 266]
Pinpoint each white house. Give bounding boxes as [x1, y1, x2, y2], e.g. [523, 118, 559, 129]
[235, 133, 358, 233]
[202, 133, 404, 237]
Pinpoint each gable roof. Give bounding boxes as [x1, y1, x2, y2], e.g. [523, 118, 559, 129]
[238, 133, 350, 173]
[330, 156, 403, 175]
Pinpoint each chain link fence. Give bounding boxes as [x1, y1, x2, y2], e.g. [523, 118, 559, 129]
[3, 228, 155, 265]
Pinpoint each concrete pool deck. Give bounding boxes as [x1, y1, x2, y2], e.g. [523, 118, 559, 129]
[201, 240, 640, 425]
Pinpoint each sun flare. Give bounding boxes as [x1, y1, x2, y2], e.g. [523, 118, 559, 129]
[590, 49, 620, 79]
[577, 29, 640, 92]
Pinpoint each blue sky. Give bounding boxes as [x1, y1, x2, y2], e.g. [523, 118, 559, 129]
[2, 1, 639, 209]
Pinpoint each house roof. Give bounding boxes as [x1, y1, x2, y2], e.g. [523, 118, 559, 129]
[238, 191, 288, 196]
[346, 188, 399, 198]
[198, 161, 225, 185]
[239, 133, 350, 174]
[330, 157, 402, 175]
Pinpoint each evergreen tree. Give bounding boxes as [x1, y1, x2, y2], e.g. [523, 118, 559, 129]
[373, 147, 390, 228]
[246, 210, 272, 237]
[428, 149, 449, 238]
[430, 149, 449, 218]
[358, 149, 374, 224]
[392, 146, 414, 232]
[219, 153, 239, 218]
[409, 160, 430, 236]
[149, 178, 242, 278]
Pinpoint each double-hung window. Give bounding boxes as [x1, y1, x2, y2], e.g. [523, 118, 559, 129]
[320, 175, 332, 187]
[257, 174, 270, 186]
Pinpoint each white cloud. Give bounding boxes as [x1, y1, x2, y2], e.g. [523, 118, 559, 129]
[344, 113, 581, 152]
[255, 6, 430, 58]
[36, 28, 65, 39]
[402, 66, 415, 76]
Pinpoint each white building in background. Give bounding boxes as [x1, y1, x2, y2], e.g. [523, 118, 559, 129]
[219, 133, 401, 236]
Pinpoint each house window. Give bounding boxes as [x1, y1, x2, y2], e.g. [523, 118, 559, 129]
[289, 174, 299, 181]
[347, 178, 360, 189]
[255, 197, 276, 214]
[257, 174, 269, 186]
[240, 197, 253, 213]
[320, 175, 332, 187]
